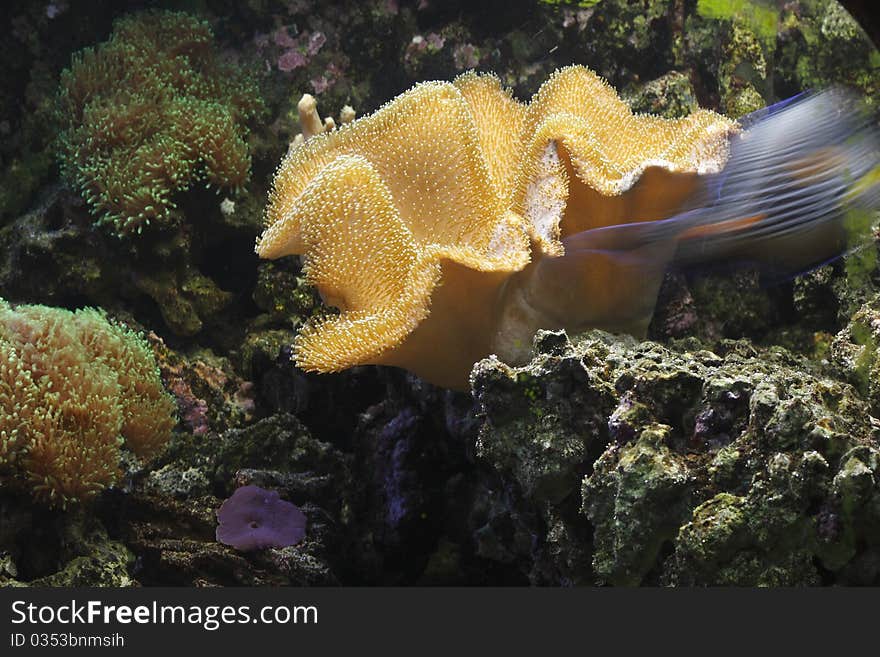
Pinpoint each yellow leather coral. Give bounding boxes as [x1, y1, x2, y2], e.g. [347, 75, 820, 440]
[257, 66, 879, 389]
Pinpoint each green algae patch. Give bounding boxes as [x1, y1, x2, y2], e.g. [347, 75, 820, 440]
[582, 424, 691, 586]
[697, 0, 778, 42]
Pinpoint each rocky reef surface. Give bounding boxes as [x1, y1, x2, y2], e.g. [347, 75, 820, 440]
[1, 0, 879, 586]
[473, 325, 880, 585]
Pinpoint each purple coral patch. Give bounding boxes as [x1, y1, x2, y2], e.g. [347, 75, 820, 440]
[216, 485, 307, 551]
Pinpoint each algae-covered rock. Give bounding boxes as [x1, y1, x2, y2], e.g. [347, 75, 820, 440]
[28, 537, 134, 587]
[582, 424, 691, 585]
[252, 260, 321, 327]
[0, 507, 134, 587]
[777, 0, 880, 106]
[471, 328, 880, 585]
[625, 71, 700, 119]
[208, 415, 350, 500]
[719, 22, 768, 118]
[472, 337, 615, 503]
[664, 491, 821, 586]
[829, 295, 880, 415]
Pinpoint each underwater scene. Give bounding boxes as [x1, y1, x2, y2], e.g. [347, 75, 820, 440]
[1, 0, 879, 587]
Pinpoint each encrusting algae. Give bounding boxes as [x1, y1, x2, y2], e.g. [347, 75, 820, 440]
[258, 65, 880, 390]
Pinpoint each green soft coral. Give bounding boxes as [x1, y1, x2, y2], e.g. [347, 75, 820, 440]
[56, 10, 264, 237]
[0, 299, 177, 506]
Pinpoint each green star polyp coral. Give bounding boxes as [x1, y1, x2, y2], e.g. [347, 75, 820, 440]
[56, 10, 263, 236]
[0, 299, 177, 506]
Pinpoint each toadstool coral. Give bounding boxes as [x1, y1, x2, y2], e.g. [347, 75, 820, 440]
[257, 65, 879, 389]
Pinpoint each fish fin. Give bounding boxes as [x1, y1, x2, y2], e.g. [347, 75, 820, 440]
[671, 87, 880, 273]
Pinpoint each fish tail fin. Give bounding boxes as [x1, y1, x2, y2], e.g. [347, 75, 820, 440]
[671, 88, 880, 273]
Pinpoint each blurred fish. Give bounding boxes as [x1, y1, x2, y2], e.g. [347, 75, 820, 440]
[518, 88, 880, 341]
[673, 88, 880, 270]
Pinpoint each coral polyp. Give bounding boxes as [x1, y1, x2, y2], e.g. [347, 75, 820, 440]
[0, 299, 176, 506]
[56, 10, 263, 237]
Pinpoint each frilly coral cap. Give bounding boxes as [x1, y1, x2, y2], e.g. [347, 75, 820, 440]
[258, 65, 734, 388]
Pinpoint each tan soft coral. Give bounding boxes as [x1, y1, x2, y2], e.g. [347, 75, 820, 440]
[0, 300, 176, 506]
[515, 67, 732, 246]
[257, 65, 735, 389]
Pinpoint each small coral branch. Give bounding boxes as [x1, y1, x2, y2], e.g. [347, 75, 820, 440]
[289, 94, 356, 151]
